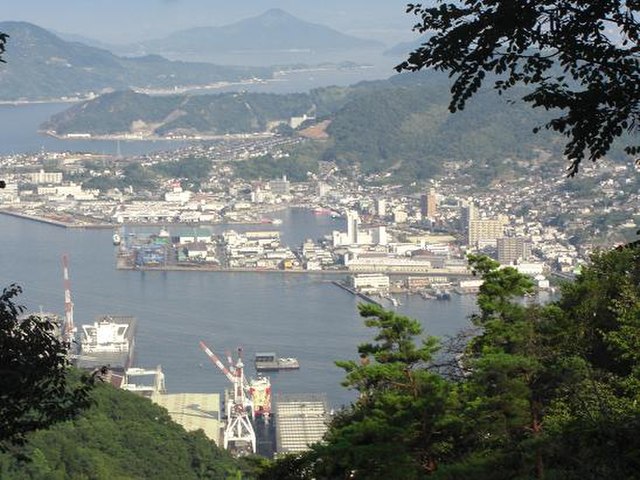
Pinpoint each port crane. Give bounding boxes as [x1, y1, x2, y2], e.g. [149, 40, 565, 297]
[61, 254, 77, 347]
[199, 341, 256, 454]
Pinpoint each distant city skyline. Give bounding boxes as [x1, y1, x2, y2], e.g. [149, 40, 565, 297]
[2, 1, 415, 46]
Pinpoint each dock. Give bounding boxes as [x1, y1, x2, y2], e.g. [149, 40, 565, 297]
[331, 281, 384, 307]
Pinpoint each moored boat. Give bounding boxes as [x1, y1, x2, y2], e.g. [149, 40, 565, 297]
[76, 315, 136, 373]
[255, 352, 300, 372]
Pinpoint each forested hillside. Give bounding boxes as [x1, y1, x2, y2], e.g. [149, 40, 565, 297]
[43, 90, 314, 136]
[44, 72, 562, 183]
[324, 77, 559, 181]
[261, 246, 640, 479]
[0, 384, 256, 479]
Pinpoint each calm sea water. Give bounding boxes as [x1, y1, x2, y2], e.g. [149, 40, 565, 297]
[0, 210, 475, 407]
[0, 90, 476, 406]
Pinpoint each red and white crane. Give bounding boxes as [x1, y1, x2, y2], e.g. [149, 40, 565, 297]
[61, 254, 77, 346]
[199, 341, 256, 454]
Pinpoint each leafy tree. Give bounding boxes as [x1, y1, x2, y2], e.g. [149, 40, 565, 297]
[398, 1, 640, 175]
[261, 249, 640, 479]
[0, 285, 95, 447]
[152, 156, 213, 191]
[0, 382, 251, 479]
[263, 304, 455, 480]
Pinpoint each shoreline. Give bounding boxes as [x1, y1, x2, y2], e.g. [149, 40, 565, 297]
[41, 130, 276, 142]
[117, 264, 348, 274]
[0, 210, 113, 229]
[0, 206, 287, 229]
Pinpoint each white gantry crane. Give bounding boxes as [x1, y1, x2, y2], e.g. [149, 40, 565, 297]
[61, 254, 77, 347]
[199, 341, 256, 454]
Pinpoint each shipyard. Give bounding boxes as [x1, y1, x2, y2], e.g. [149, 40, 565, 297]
[56, 253, 326, 459]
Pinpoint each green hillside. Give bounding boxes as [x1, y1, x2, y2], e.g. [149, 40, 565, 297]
[43, 72, 565, 183]
[0, 383, 255, 479]
[323, 74, 559, 181]
[43, 90, 314, 137]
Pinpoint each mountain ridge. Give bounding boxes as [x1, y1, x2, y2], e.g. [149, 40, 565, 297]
[0, 21, 272, 101]
[138, 8, 384, 55]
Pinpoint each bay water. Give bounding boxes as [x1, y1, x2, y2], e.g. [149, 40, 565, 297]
[0, 96, 476, 408]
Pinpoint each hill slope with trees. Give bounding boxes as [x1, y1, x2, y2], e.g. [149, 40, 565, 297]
[44, 71, 562, 183]
[261, 246, 640, 479]
[0, 383, 256, 479]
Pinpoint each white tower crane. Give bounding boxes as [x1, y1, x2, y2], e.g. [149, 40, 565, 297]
[199, 341, 256, 454]
[61, 254, 77, 347]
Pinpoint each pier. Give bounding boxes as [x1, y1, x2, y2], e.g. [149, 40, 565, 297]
[332, 280, 384, 307]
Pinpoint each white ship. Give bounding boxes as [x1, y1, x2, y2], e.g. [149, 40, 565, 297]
[77, 315, 136, 372]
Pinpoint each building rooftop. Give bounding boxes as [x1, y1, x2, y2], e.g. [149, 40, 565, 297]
[152, 393, 221, 445]
[275, 393, 330, 455]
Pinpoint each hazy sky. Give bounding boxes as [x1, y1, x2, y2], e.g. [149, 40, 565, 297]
[3, 1, 417, 46]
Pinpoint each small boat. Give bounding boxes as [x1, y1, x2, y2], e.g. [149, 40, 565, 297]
[112, 233, 121, 246]
[436, 290, 451, 301]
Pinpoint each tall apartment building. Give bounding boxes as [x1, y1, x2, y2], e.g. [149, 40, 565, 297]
[374, 198, 386, 218]
[460, 201, 477, 232]
[497, 237, 532, 265]
[468, 218, 507, 247]
[346, 210, 360, 244]
[420, 188, 437, 219]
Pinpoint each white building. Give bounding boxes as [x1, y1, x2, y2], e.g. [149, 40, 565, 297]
[393, 209, 408, 223]
[374, 198, 386, 218]
[165, 186, 192, 204]
[348, 273, 390, 293]
[346, 255, 433, 273]
[28, 169, 63, 185]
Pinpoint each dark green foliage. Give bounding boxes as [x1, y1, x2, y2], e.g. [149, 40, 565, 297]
[266, 249, 640, 479]
[398, 1, 640, 175]
[82, 162, 158, 192]
[261, 305, 454, 479]
[0, 285, 96, 447]
[151, 156, 213, 191]
[46, 90, 181, 136]
[0, 383, 249, 479]
[44, 71, 566, 184]
[0, 31, 7, 63]
[325, 78, 560, 182]
[233, 150, 319, 182]
[44, 90, 313, 137]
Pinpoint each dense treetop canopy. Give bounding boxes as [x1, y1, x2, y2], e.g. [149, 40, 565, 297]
[397, 1, 640, 175]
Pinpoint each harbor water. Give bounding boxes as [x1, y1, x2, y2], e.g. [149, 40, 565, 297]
[0, 94, 476, 407]
[0, 210, 475, 407]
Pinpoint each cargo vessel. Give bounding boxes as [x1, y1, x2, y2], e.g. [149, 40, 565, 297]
[254, 352, 299, 372]
[76, 315, 136, 372]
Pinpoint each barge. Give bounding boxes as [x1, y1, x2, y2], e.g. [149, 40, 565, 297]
[255, 352, 299, 372]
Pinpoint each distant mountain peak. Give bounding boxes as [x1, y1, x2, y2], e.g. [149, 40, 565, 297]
[260, 8, 292, 18]
[139, 8, 383, 56]
[233, 8, 315, 28]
